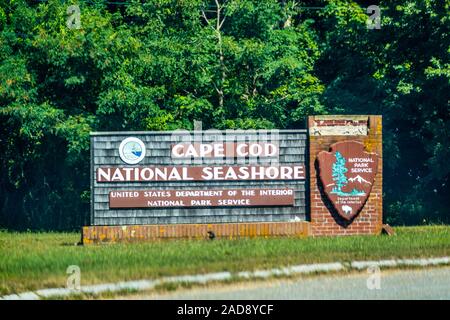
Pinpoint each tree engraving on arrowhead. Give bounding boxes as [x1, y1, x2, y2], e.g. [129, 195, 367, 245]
[317, 141, 379, 221]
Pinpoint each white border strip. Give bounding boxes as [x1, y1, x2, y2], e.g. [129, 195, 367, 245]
[350, 257, 450, 270]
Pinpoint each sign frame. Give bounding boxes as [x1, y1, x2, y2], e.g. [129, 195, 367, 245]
[89, 129, 308, 226]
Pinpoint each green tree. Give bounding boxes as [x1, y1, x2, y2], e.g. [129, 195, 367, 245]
[315, 0, 449, 224]
[0, 0, 448, 230]
[331, 151, 348, 193]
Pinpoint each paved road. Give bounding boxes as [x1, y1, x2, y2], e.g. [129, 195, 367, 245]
[142, 267, 450, 300]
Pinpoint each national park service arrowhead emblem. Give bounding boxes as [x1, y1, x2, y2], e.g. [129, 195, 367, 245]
[317, 141, 379, 221]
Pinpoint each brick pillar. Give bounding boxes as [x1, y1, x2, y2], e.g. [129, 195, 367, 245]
[308, 115, 383, 236]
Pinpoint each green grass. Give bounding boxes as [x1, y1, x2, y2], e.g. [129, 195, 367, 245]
[1, 226, 449, 295]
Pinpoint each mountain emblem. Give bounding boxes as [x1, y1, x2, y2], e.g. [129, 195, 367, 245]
[348, 175, 372, 185]
[317, 141, 379, 221]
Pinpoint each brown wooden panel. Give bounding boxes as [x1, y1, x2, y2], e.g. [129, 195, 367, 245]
[96, 165, 305, 182]
[109, 188, 295, 208]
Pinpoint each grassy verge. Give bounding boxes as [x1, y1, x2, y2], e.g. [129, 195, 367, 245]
[1, 225, 449, 295]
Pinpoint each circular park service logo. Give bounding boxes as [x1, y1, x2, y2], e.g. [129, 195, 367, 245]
[119, 137, 146, 164]
[317, 141, 379, 221]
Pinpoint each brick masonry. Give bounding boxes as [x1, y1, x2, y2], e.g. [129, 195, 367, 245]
[308, 115, 383, 236]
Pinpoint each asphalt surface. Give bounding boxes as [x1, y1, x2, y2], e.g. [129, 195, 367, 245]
[143, 267, 450, 300]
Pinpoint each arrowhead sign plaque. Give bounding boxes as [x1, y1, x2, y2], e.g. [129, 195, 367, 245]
[317, 141, 379, 221]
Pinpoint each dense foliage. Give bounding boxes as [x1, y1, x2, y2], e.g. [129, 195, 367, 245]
[0, 0, 448, 230]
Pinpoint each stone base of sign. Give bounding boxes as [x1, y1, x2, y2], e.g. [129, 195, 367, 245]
[308, 115, 383, 236]
[82, 221, 311, 244]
